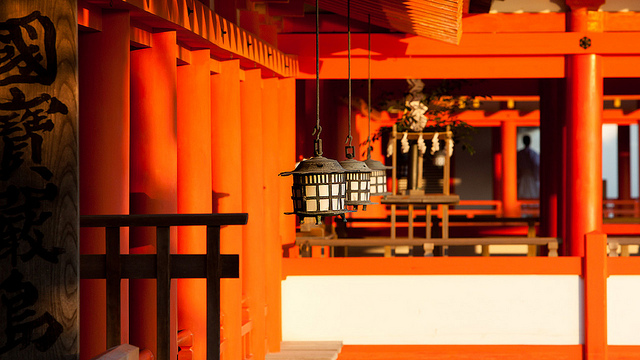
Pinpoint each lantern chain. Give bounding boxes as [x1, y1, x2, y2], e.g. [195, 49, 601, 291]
[366, 14, 373, 159]
[313, 0, 323, 157]
[344, 0, 354, 159]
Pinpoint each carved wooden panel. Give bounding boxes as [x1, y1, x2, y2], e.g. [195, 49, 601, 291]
[0, 0, 78, 359]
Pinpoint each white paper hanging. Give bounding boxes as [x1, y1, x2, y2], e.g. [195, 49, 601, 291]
[401, 132, 410, 153]
[417, 134, 426, 155]
[431, 132, 439, 155]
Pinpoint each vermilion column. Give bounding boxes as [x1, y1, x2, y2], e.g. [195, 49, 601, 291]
[566, 6, 603, 256]
[240, 69, 266, 360]
[279, 78, 298, 260]
[130, 31, 178, 359]
[278, 77, 296, 255]
[78, 10, 130, 359]
[262, 77, 282, 353]
[177, 49, 212, 360]
[492, 128, 503, 205]
[539, 79, 561, 238]
[618, 125, 631, 200]
[211, 60, 244, 360]
[501, 121, 519, 217]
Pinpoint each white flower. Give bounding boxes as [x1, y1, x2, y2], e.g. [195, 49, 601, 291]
[447, 138, 454, 157]
[431, 132, 439, 155]
[401, 132, 410, 153]
[417, 134, 426, 155]
[387, 138, 393, 157]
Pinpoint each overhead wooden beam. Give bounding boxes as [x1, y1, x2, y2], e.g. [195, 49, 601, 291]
[84, 0, 298, 77]
[130, 25, 152, 48]
[279, 32, 640, 58]
[78, 0, 102, 31]
[443, 108, 640, 127]
[279, 31, 640, 79]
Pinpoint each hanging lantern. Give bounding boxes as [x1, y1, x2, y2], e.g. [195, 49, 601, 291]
[364, 158, 392, 196]
[363, 14, 392, 197]
[339, 0, 374, 211]
[340, 150, 374, 210]
[279, 0, 350, 224]
[280, 155, 349, 224]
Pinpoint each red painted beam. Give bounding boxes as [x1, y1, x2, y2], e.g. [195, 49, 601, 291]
[279, 32, 640, 58]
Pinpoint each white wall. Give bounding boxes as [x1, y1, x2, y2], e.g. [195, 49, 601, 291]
[282, 275, 583, 345]
[608, 275, 640, 345]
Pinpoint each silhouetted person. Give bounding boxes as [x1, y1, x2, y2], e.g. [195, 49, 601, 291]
[517, 135, 540, 199]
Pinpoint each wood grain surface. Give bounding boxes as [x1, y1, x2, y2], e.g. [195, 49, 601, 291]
[0, 1, 78, 359]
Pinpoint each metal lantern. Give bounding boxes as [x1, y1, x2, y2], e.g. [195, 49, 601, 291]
[279, 0, 351, 224]
[339, 155, 374, 210]
[363, 14, 392, 198]
[364, 158, 392, 196]
[280, 155, 350, 224]
[338, 2, 373, 211]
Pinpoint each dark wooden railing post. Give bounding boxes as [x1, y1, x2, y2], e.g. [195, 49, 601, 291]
[156, 226, 171, 360]
[80, 213, 246, 360]
[106, 226, 122, 348]
[207, 225, 222, 359]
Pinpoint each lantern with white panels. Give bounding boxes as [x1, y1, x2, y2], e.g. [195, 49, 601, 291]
[280, 155, 349, 224]
[364, 157, 392, 196]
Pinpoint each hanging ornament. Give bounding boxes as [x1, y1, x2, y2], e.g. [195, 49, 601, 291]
[339, 0, 374, 211]
[401, 131, 410, 153]
[417, 134, 426, 156]
[431, 132, 440, 155]
[363, 13, 392, 197]
[279, 0, 350, 224]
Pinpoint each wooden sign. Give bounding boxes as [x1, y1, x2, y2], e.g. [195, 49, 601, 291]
[0, 0, 78, 359]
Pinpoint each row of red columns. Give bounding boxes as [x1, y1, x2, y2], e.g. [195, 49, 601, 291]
[79, 11, 296, 360]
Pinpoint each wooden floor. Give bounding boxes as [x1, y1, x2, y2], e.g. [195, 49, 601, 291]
[266, 341, 343, 360]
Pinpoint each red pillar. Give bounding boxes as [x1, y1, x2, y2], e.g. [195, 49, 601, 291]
[492, 128, 503, 207]
[177, 49, 212, 360]
[130, 31, 178, 359]
[211, 60, 244, 360]
[618, 125, 631, 200]
[566, 7, 604, 256]
[501, 121, 519, 217]
[241, 69, 267, 360]
[78, 10, 130, 359]
[558, 108, 568, 255]
[278, 78, 297, 256]
[262, 77, 282, 353]
[539, 79, 562, 238]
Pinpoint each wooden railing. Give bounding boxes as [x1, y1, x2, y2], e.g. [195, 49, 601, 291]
[80, 213, 248, 360]
[296, 236, 559, 257]
[603, 199, 640, 218]
[608, 236, 640, 257]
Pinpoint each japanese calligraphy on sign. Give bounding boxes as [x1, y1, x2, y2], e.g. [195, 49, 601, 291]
[0, 6, 77, 358]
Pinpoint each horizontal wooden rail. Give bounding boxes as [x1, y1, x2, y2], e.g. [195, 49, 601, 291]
[80, 254, 239, 279]
[80, 213, 247, 360]
[296, 236, 559, 257]
[80, 213, 248, 227]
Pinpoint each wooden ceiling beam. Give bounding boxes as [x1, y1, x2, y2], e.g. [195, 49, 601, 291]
[84, 0, 298, 77]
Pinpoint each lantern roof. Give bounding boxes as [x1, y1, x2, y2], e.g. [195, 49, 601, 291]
[280, 156, 346, 176]
[339, 158, 372, 173]
[364, 158, 393, 171]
